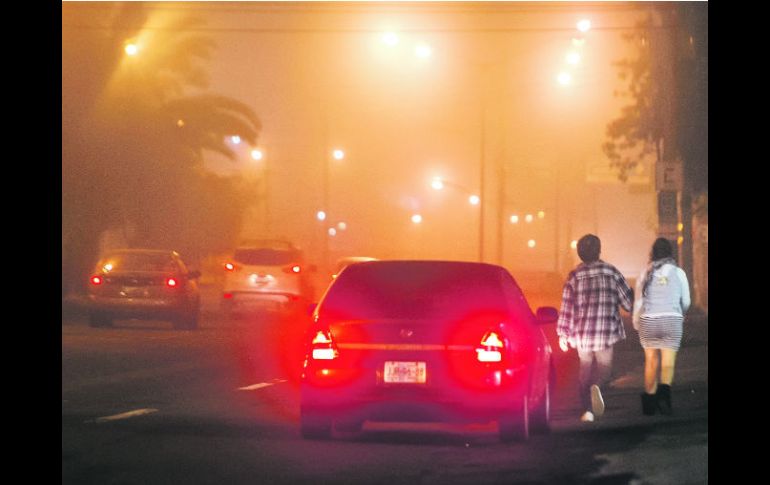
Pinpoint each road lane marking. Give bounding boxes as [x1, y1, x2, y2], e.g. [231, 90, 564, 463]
[237, 378, 287, 391]
[90, 408, 159, 424]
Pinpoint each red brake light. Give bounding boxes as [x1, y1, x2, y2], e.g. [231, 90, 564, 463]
[284, 264, 302, 274]
[310, 329, 338, 360]
[224, 262, 236, 272]
[90, 275, 102, 285]
[477, 330, 505, 362]
[166, 277, 178, 287]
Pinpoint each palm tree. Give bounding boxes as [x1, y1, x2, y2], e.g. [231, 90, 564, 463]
[62, 2, 261, 293]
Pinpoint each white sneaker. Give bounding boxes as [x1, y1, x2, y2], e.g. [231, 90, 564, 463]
[580, 411, 595, 422]
[591, 384, 605, 417]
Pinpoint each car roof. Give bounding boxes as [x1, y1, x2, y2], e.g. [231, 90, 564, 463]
[103, 249, 179, 257]
[335, 256, 377, 265]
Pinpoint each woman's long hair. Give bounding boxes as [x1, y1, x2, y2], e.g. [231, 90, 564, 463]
[642, 238, 677, 297]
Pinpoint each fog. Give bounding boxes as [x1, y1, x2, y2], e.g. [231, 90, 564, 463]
[63, 1, 661, 285]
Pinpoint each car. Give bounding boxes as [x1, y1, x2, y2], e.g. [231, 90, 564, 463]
[331, 256, 377, 280]
[221, 239, 316, 317]
[87, 249, 201, 329]
[300, 259, 558, 442]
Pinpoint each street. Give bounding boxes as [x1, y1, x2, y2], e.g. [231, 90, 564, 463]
[62, 284, 708, 484]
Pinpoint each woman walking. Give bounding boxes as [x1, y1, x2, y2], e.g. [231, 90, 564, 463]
[632, 238, 691, 415]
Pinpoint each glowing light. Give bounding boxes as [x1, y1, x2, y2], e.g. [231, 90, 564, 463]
[510, 215, 519, 224]
[166, 278, 178, 287]
[527, 239, 536, 248]
[677, 222, 684, 231]
[566, 51, 581, 65]
[525, 214, 534, 223]
[102, 263, 113, 272]
[382, 32, 399, 46]
[177, 119, 185, 128]
[415, 43, 432, 58]
[224, 262, 235, 271]
[677, 236, 684, 245]
[431, 178, 444, 190]
[250, 149, 263, 161]
[577, 19, 591, 33]
[538, 211, 545, 219]
[332, 149, 345, 160]
[230, 135, 241, 145]
[328, 228, 337, 237]
[316, 210, 327, 221]
[411, 214, 423, 224]
[124, 43, 139, 56]
[557, 72, 572, 86]
[91, 276, 102, 285]
[337, 222, 347, 231]
[570, 240, 578, 249]
[469, 195, 480, 206]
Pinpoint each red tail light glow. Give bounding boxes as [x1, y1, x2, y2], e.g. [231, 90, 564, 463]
[310, 329, 338, 360]
[283, 264, 302, 274]
[166, 278, 178, 287]
[90, 276, 102, 285]
[224, 262, 236, 272]
[477, 330, 505, 362]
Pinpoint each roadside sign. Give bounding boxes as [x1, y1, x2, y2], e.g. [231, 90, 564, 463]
[656, 161, 682, 191]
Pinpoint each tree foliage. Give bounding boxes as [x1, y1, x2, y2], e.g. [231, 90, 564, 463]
[603, 4, 707, 193]
[602, 15, 663, 183]
[62, 3, 261, 294]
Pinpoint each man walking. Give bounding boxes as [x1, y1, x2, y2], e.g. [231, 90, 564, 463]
[557, 234, 634, 422]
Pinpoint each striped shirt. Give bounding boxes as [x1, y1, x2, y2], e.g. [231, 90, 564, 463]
[557, 260, 634, 351]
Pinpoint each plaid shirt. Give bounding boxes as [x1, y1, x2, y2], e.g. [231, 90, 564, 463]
[557, 260, 634, 351]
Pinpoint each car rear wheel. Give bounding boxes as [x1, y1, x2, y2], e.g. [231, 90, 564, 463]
[300, 409, 333, 440]
[499, 395, 530, 442]
[530, 378, 551, 434]
[89, 313, 112, 328]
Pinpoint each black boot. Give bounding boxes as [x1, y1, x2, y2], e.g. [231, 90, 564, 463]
[656, 384, 672, 415]
[641, 393, 657, 415]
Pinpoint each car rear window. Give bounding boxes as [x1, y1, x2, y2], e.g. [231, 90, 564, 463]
[320, 262, 525, 320]
[100, 253, 178, 272]
[234, 248, 299, 266]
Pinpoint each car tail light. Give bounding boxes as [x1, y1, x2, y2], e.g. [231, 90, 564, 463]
[90, 275, 103, 285]
[310, 329, 338, 360]
[224, 262, 236, 272]
[166, 277, 178, 288]
[476, 330, 505, 363]
[283, 264, 302, 274]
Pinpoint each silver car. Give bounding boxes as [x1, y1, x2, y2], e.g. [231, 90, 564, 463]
[221, 240, 316, 317]
[87, 249, 201, 329]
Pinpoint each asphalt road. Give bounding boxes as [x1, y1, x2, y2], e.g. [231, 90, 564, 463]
[62, 284, 708, 484]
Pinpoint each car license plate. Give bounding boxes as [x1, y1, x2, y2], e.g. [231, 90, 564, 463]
[384, 361, 426, 384]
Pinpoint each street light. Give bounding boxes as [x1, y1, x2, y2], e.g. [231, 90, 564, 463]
[124, 42, 139, 56]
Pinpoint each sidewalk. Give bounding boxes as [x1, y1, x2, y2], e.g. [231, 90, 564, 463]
[610, 307, 708, 392]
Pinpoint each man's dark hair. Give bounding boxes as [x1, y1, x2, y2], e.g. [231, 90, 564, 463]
[651, 237, 673, 261]
[577, 234, 601, 263]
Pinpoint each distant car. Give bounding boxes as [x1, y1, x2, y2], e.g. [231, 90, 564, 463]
[331, 256, 377, 279]
[87, 249, 201, 329]
[222, 240, 316, 317]
[300, 260, 558, 442]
